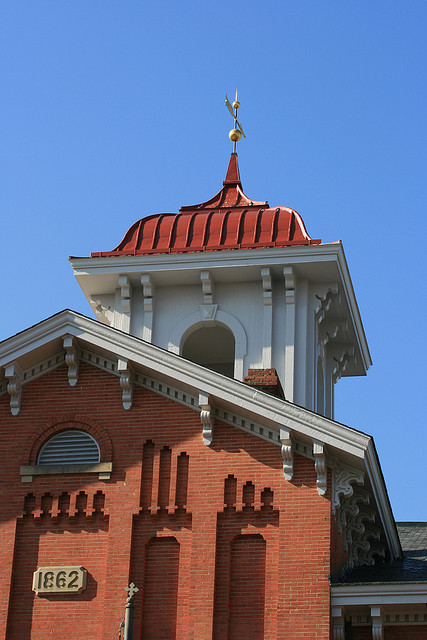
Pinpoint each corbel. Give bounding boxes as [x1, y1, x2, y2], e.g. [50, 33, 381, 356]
[5, 362, 22, 416]
[261, 267, 272, 306]
[118, 358, 133, 410]
[313, 440, 327, 496]
[118, 274, 132, 314]
[199, 393, 214, 446]
[283, 266, 295, 305]
[370, 606, 384, 640]
[200, 271, 214, 305]
[331, 607, 345, 640]
[280, 427, 294, 480]
[63, 335, 79, 387]
[141, 274, 153, 313]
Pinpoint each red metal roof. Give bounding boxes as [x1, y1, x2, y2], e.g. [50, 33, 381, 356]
[90, 154, 321, 258]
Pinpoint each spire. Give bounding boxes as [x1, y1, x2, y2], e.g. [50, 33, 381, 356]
[223, 152, 241, 185]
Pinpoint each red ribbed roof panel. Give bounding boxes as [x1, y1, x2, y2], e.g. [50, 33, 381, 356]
[90, 154, 321, 258]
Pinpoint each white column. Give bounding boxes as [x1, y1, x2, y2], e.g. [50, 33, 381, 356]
[141, 274, 154, 343]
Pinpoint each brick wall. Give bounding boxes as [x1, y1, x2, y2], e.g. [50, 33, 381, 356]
[0, 361, 333, 639]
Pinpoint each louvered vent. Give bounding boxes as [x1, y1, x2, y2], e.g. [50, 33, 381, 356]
[37, 430, 100, 465]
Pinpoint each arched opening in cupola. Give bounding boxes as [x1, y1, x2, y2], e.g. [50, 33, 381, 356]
[181, 324, 235, 378]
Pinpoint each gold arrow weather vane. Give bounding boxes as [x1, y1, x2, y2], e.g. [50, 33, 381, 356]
[225, 89, 246, 153]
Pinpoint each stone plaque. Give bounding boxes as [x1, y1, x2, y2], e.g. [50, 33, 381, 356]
[32, 566, 87, 595]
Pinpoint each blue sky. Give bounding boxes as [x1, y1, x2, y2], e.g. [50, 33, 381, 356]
[1, 2, 426, 520]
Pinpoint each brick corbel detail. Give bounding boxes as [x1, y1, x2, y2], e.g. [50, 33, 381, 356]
[244, 369, 285, 399]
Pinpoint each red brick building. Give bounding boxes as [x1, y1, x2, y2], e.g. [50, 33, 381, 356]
[0, 153, 426, 639]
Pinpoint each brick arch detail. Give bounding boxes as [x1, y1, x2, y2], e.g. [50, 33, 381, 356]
[23, 415, 113, 465]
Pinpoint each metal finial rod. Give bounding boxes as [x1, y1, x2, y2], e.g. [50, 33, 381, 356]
[225, 90, 246, 152]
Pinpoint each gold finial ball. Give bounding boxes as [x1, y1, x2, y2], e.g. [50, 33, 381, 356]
[232, 100, 240, 109]
[229, 128, 242, 142]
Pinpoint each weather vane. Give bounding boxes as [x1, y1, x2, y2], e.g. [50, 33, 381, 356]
[225, 90, 246, 153]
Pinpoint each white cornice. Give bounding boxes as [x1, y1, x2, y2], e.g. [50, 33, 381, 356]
[331, 582, 427, 606]
[70, 243, 344, 273]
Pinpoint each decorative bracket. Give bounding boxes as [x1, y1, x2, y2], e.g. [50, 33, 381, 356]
[283, 266, 295, 305]
[199, 393, 214, 446]
[141, 274, 153, 313]
[280, 427, 294, 480]
[200, 271, 214, 305]
[63, 335, 79, 387]
[261, 267, 272, 306]
[118, 358, 133, 410]
[5, 362, 22, 416]
[332, 466, 364, 513]
[118, 274, 132, 314]
[313, 440, 327, 496]
[315, 285, 339, 322]
[331, 346, 355, 383]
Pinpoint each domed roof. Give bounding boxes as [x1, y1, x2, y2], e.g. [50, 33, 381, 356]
[90, 154, 320, 258]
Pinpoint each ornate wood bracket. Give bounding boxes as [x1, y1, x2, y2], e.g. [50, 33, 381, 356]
[63, 335, 79, 387]
[313, 440, 327, 496]
[332, 466, 365, 513]
[5, 362, 22, 416]
[118, 358, 133, 410]
[199, 393, 214, 446]
[280, 427, 294, 480]
[315, 285, 339, 322]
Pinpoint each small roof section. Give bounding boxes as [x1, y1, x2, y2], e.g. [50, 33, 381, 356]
[90, 153, 321, 258]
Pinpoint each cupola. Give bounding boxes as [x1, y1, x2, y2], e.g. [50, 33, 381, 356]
[70, 152, 371, 419]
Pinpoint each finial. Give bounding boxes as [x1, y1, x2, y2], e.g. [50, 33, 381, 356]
[225, 89, 246, 153]
[125, 582, 139, 602]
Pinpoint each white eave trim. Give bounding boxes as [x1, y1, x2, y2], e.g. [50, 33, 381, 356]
[331, 582, 427, 606]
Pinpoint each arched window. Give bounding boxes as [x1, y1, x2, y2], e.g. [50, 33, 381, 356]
[37, 430, 100, 465]
[182, 325, 235, 377]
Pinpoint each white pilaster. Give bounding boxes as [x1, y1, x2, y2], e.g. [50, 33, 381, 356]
[283, 266, 295, 402]
[141, 274, 154, 343]
[118, 274, 132, 333]
[261, 267, 272, 368]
